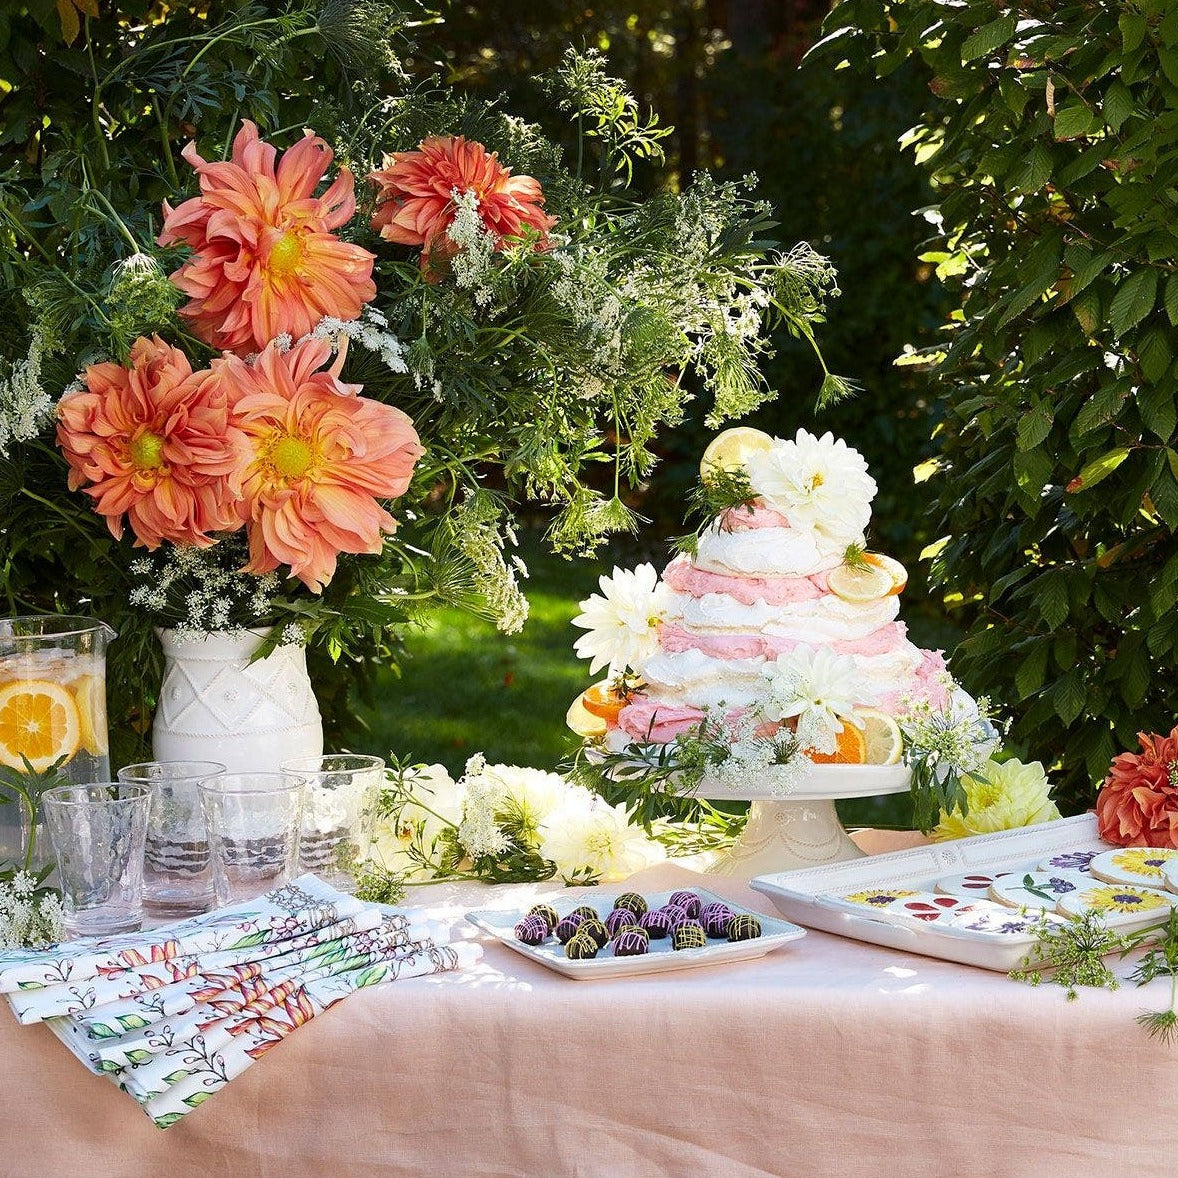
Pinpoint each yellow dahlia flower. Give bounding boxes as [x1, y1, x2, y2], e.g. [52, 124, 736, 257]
[933, 757, 1059, 842]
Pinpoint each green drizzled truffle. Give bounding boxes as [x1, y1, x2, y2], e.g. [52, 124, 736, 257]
[565, 931, 599, 960]
[613, 892, 648, 917]
[726, 914, 762, 942]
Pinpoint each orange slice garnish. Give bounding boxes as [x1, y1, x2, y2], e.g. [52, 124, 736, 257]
[0, 679, 82, 772]
[864, 553, 908, 596]
[807, 719, 867, 765]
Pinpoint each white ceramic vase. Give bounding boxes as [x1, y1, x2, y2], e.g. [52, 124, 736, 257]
[152, 628, 323, 773]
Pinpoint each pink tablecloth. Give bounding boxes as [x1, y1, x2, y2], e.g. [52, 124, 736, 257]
[3, 843, 1176, 1177]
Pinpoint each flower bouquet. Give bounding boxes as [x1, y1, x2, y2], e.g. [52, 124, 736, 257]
[0, 2, 850, 767]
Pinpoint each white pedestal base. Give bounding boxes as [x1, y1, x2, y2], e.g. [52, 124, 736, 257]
[708, 799, 866, 877]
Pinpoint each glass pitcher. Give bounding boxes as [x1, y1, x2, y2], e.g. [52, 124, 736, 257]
[0, 615, 117, 866]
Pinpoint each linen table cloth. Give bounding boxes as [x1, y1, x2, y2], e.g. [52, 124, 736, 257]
[1, 839, 1175, 1177]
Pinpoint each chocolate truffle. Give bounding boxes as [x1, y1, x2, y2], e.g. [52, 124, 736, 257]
[606, 907, 639, 937]
[526, 903, 560, 933]
[571, 904, 599, 922]
[578, 918, 611, 949]
[613, 892, 648, 917]
[672, 921, 708, 951]
[668, 890, 702, 919]
[726, 913, 762, 942]
[514, 915, 549, 945]
[565, 931, 599, 960]
[639, 908, 675, 939]
[700, 902, 735, 937]
[554, 913, 586, 944]
[613, 928, 650, 956]
[660, 903, 689, 925]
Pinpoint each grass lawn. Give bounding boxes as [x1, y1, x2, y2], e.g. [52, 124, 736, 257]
[351, 529, 964, 831]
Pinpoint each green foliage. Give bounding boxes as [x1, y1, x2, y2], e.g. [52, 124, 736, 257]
[820, 0, 1178, 811]
[0, 3, 846, 764]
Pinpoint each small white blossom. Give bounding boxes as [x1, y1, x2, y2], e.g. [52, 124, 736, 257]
[0, 328, 53, 458]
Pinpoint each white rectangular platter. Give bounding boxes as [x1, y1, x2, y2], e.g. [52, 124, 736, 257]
[466, 888, 806, 980]
[750, 814, 1120, 973]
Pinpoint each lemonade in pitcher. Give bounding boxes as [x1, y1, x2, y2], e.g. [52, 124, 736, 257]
[0, 616, 116, 863]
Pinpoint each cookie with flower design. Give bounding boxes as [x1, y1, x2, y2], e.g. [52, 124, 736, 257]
[1088, 847, 1178, 888]
[988, 870, 1088, 911]
[838, 889, 919, 909]
[934, 870, 1014, 899]
[1056, 883, 1178, 925]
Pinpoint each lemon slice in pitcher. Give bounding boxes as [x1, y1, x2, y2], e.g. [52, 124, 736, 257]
[0, 679, 82, 772]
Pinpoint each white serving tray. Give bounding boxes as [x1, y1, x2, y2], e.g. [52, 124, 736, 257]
[750, 814, 1123, 972]
[466, 888, 806, 980]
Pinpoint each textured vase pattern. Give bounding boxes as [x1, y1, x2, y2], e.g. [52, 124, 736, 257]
[153, 629, 323, 773]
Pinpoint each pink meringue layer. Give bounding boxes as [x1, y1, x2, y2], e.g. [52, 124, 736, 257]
[718, 503, 792, 531]
[877, 649, 950, 713]
[617, 699, 707, 744]
[657, 621, 909, 661]
[663, 556, 827, 606]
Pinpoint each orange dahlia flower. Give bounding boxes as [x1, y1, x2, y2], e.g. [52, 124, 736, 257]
[57, 335, 246, 548]
[368, 135, 557, 273]
[214, 337, 423, 592]
[1096, 726, 1178, 848]
[159, 120, 376, 355]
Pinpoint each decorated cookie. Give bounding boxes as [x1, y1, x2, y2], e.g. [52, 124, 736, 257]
[934, 872, 1013, 900]
[882, 893, 975, 923]
[840, 889, 919, 909]
[989, 870, 1089, 911]
[944, 901, 1063, 937]
[1036, 849, 1103, 875]
[1163, 861, 1178, 896]
[1089, 848, 1178, 888]
[1056, 882, 1178, 924]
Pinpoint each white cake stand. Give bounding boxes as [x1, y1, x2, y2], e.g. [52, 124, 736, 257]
[702, 764, 911, 877]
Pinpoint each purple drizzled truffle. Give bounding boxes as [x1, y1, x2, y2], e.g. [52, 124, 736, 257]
[554, 913, 586, 944]
[668, 890, 702, 919]
[526, 903, 560, 933]
[700, 902, 735, 938]
[613, 928, 650, 956]
[639, 908, 675, 939]
[659, 903, 689, 926]
[514, 915, 549, 946]
[606, 908, 640, 937]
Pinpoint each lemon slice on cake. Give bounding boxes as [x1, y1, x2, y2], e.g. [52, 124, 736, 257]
[864, 553, 908, 596]
[827, 562, 893, 603]
[566, 692, 608, 738]
[700, 427, 774, 482]
[856, 708, 904, 765]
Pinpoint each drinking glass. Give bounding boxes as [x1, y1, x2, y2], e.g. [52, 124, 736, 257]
[42, 782, 150, 938]
[116, 760, 227, 917]
[280, 754, 385, 893]
[198, 773, 305, 905]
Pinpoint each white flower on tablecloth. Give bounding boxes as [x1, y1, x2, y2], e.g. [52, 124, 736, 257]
[539, 795, 665, 883]
[571, 562, 670, 676]
[762, 645, 875, 754]
[457, 763, 511, 860]
[744, 429, 876, 550]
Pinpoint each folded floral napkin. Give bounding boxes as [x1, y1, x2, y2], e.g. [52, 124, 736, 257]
[9, 908, 389, 1025]
[0, 875, 366, 992]
[6, 875, 476, 1129]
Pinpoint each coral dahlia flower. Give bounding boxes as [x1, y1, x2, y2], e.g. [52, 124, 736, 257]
[368, 135, 557, 273]
[214, 337, 424, 592]
[158, 120, 376, 355]
[57, 335, 246, 548]
[1096, 726, 1178, 849]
